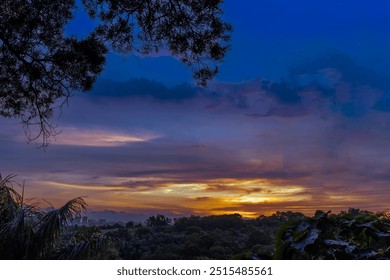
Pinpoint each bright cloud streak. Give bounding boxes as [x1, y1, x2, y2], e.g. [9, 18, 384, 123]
[51, 127, 161, 147]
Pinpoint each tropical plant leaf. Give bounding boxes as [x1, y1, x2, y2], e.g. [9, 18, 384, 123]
[59, 233, 111, 260]
[324, 239, 356, 253]
[291, 229, 320, 251]
[0, 174, 22, 223]
[31, 197, 87, 258]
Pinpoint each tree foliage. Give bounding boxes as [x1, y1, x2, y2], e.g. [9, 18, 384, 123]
[174, 213, 244, 231]
[1, 0, 106, 146]
[0, 0, 232, 146]
[59, 229, 114, 259]
[274, 209, 390, 260]
[146, 214, 172, 227]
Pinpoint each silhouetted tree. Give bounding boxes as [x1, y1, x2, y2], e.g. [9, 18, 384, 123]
[125, 221, 135, 228]
[146, 214, 172, 227]
[1, 1, 107, 146]
[1, 0, 232, 146]
[201, 213, 244, 230]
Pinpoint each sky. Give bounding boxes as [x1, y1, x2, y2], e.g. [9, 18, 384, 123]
[1, 0, 390, 221]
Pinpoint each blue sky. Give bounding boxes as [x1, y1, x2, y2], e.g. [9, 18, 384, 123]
[70, 0, 390, 84]
[1, 0, 390, 221]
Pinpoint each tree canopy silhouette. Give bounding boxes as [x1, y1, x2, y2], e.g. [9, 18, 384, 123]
[0, 0, 232, 146]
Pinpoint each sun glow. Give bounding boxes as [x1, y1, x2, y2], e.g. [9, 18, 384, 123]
[30, 177, 313, 218]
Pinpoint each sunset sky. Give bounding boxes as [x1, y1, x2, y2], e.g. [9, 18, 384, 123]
[1, 0, 390, 221]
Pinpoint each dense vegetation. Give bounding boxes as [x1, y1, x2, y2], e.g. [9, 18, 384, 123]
[1, 175, 389, 259]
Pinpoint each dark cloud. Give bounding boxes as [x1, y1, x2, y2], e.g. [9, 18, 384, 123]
[289, 52, 390, 89]
[87, 61, 387, 121]
[252, 51, 390, 119]
[373, 93, 390, 112]
[91, 78, 198, 101]
[261, 80, 302, 104]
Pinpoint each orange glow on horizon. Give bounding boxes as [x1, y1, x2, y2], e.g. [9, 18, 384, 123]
[27, 177, 319, 218]
[25, 177, 389, 219]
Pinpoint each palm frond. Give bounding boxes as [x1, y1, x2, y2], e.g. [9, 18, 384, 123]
[0, 174, 22, 223]
[0, 206, 32, 259]
[31, 197, 87, 258]
[59, 233, 111, 260]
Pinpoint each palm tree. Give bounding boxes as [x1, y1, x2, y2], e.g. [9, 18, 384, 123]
[0, 174, 88, 259]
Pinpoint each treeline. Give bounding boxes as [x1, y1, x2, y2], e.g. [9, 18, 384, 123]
[81, 213, 279, 260]
[1, 175, 390, 259]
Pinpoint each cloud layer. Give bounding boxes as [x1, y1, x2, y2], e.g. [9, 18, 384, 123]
[1, 52, 390, 220]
